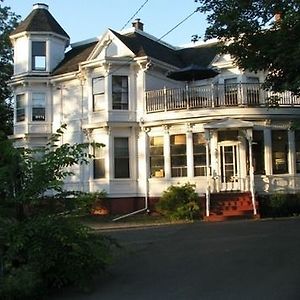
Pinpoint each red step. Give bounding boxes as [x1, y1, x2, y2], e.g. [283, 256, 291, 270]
[204, 192, 260, 222]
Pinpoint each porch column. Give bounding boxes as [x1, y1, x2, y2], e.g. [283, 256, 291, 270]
[247, 129, 257, 215]
[288, 129, 296, 175]
[264, 127, 272, 175]
[186, 124, 194, 178]
[163, 125, 171, 179]
[205, 130, 211, 217]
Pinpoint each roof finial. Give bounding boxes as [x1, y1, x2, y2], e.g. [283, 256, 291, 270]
[33, 3, 49, 10]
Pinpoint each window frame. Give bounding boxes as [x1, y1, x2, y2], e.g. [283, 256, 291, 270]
[92, 77, 105, 111]
[32, 41, 46, 71]
[32, 92, 46, 122]
[271, 130, 288, 174]
[114, 137, 130, 178]
[149, 136, 164, 178]
[16, 94, 26, 122]
[170, 134, 187, 177]
[112, 75, 128, 110]
[93, 145, 105, 179]
[193, 133, 207, 176]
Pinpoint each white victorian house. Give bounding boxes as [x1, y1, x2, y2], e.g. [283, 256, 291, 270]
[9, 4, 300, 220]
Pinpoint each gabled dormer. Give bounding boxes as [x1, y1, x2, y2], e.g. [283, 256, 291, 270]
[10, 3, 70, 76]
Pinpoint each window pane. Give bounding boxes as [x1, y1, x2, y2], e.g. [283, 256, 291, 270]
[272, 130, 288, 174]
[32, 41, 46, 71]
[193, 133, 207, 176]
[32, 93, 45, 121]
[150, 136, 164, 177]
[112, 76, 128, 110]
[171, 134, 186, 177]
[93, 145, 105, 179]
[114, 137, 130, 178]
[16, 94, 25, 122]
[253, 130, 265, 174]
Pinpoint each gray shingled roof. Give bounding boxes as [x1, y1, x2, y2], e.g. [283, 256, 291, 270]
[11, 7, 69, 39]
[111, 29, 218, 68]
[52, 41, 97, 75]
[51, 30, 218, 76]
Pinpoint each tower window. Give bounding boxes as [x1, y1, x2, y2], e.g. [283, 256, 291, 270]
[32, 41, 46, 71]
[16, 94, 25, 122]
[32, 93, 46, 121]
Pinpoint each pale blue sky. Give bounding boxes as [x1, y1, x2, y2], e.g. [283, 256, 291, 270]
[5, 0, 208, 46]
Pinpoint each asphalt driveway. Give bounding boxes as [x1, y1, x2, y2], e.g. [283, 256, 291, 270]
[53, 218, 300, 300]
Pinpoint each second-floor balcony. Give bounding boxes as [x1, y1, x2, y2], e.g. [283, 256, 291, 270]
[145, 83, 300, 113]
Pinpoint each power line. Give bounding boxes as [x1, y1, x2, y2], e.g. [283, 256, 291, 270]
[120, 0, 150, 30]
[107, 8, 200, 77]
[157, 8, 199, 42]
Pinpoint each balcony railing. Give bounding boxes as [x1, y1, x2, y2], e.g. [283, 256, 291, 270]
[145, 83, 300, 113]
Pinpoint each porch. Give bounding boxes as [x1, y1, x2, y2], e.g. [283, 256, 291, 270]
[145, 83, 300, 113]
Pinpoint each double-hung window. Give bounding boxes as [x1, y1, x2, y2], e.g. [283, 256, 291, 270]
[149, 136, 164, 177]
[272, 130, 288, 174]
[93, 145, 105, 179]
[193, 133, 207, 176]
[32, 93, 46, 121]
[32, 41, 46, 71]
[253, 130, 265, 174]
[170, 134, 187, 177]
[16, 94, 25, 122]
[92, 77, 105, 111]
[114, 137, 130, 178]
[112, 76, 128, 110]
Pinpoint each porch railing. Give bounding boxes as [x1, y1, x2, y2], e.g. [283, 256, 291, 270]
[145, 83, 300, 113]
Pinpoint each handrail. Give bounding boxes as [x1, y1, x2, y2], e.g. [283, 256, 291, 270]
[145, 83, 300, 113]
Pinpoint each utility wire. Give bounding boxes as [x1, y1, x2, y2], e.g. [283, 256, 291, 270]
[120, 0, 149, 30]
[107, 8, 200, 77]
[157, 8, 199, 42]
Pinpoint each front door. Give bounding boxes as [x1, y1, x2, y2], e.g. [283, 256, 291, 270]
[219, 142, 240, 191]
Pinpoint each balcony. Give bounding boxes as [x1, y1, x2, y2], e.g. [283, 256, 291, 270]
[145, 83, 300, 113]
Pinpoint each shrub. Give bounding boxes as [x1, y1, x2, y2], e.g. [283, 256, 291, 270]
[0, 215, 115, 299]
[258, 193, 300, 218]
[156, 183, 201, 220]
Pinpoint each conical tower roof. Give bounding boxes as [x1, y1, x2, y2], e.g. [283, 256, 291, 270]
[11, 3, 69, 39]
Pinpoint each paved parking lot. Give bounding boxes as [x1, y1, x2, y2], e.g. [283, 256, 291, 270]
[54, 218, 300, 300]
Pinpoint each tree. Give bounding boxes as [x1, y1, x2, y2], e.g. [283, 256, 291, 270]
[195, 0, 300, 94]
[0, 126, 114, 299]
[0, 0, 19, 135]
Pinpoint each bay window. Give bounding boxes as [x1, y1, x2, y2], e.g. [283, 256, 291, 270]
[32, 93, 46, 121]
[93, 145, 105, 179]
[92, 77, 105, 111]
[112, 76, 128, 110]
[114, 137, 130, 178]
[16, 94, 25, 122]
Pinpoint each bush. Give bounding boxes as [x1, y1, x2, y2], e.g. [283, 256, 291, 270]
[258, 193, 300, 218]
[156, 183, 201, 220]
[0, 215, 115, 299]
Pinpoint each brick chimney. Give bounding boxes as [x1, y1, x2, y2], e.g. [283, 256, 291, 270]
[132, 19, 144, 31]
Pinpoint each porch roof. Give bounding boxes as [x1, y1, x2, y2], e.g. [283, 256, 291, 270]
[204, 118, 254, 130]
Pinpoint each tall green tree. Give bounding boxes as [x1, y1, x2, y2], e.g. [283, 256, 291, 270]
[195, 0, 300, 94]
[0, 0, 19, 135]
